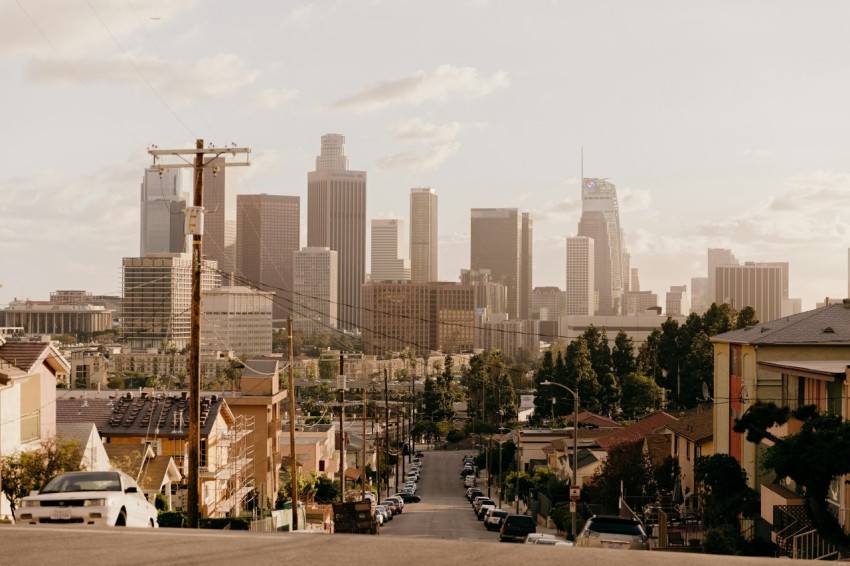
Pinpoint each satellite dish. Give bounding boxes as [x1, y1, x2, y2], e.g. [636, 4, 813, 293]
[701, 381, 712, 401]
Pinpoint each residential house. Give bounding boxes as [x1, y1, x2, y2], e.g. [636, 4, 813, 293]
[221, 358, 287, 510]
[660, 409, 713, 501]
[282, 423, 338, 482]
[596, 411, 678, 455]
[56, 422, 110, 472]
[104, 443, 182, 510]
[711, 302, 850, 535]
[0, 339, 70, 519]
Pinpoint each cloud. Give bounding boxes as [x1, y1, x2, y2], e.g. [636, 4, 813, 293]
[243, 87, 299, 110]
[24, 53, 261, 106]
[284, 4, 314, 28]
[386, 118, 464, 144]
[333, 65, 509, 112]
[0, 0, 197, 58]
[440, 231, 470, 245]
[742, 148, 772, 157]
[618, 186, 651, 212]
[376, 142, 461, 173]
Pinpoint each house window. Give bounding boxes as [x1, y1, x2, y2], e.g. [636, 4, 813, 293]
[319, 460, 325, 472]
[686, 441, 691, 461]
[200, 439, 207, 468]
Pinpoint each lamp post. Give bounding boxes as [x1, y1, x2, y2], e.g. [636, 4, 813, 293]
[541, 380, 579, 539]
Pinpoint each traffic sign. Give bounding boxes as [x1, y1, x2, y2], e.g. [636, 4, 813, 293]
[569, 501, 576, 513]
[570, 487, 581, 500]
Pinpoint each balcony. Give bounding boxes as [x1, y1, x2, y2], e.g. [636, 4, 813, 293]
[20, 411, 40, 444]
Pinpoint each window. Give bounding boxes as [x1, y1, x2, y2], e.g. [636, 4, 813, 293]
[686, 441, 691, 461]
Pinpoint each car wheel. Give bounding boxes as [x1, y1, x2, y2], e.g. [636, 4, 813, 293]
[149, 518, 156, 528]
[115, 510, 127, 527]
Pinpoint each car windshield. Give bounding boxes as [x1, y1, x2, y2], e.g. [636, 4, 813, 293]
[40, 472, 122, 494]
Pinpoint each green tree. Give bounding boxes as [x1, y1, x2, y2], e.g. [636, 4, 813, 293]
[318, 358, 339, 381]
[585, 440, 656, 513]
[734, 402, 850, 550]
[636, 329, 662, 383]
[598, 372, 621, 417]
[702, 303, 737, 336]
[735, 305, 759, 329]
[566, 338, 600, 414]
[611, 330, 637, 379]
[531, 350, 556, 425]
[1, 439, 83, 520]
[582, 326, 612, 381]
[462, 353, 488, 421]
[619, 372, 664, 419]
[694, 454, 757, 554]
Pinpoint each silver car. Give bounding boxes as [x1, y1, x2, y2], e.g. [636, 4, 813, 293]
[18, 470, 158, 528]
[576, 515, 650, 550]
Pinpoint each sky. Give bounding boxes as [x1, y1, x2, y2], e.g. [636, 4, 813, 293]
[2, 0, 850, 313]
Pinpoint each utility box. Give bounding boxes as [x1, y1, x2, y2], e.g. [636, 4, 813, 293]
[332, 501, 378, 535]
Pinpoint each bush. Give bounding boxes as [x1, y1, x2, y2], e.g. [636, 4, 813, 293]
[157, 511, 186, 528]
[446, 429, 465, 443]
[702, 527, 737, 555]
[156, 511, 251, 530]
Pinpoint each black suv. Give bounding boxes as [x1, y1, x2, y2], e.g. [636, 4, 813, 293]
[499, 514, 536, 542]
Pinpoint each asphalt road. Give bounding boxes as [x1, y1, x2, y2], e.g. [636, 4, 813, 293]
[380, 448, 495, 541]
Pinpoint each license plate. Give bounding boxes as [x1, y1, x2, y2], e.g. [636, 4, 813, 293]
[51, 509, 72, 520]
[602, 542, 624, 549]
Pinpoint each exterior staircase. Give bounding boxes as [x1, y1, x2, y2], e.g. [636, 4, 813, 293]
[774, 505, 840, 560]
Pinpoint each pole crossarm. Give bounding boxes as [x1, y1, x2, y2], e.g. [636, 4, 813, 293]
[148, 145, 251, 169]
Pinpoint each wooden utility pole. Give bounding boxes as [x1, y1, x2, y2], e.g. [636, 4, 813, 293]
[361, 381, 367, 500]
[384, 368, 390, 498]
[338, 353, 346, 504]
[287, 316, 298, 530]
[148, 140, 250, 529]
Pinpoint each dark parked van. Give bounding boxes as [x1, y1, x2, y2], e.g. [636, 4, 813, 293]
[499, 514, 536, 542]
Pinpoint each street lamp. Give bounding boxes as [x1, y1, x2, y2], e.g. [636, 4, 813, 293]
[541, 380, 579, 539]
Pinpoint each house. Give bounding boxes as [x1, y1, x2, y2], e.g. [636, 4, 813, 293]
[282, 423, 338, 481]
[596, 411, 678, 454]
[221, 358, 287, 511]
[56, 422, 110, 472]
[711, 301, 850, 533]
[544, 432, 608, 487]
[0, 338, 70, 519]
[659, 409, 713, 500]
[104, 443, 182, 510]
[56, 389, 252, 518]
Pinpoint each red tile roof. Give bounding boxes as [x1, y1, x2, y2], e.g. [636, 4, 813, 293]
[0, 342, 50, 372]
[597, 411, 678, 452]
[664, 409, 713, 443]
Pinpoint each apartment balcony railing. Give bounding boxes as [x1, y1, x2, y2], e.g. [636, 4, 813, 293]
[20, 410, 40, 444]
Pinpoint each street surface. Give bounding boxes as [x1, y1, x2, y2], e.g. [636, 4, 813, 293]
[1, 449, 794, 565]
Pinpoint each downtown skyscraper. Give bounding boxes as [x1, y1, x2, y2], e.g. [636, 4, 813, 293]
[307, 134, 366, 331]
[237, 194, 300, 326]
[203, 157, 237, 281]
[577, 178, 627, 315]
[470, 208, 532, 320]
[140, 167, 187, 256]
[410, 187, 438, 283]
[370, 219, 410, 282]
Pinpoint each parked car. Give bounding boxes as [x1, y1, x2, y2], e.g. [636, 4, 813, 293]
[524, 533, 557, 544]
[531, 538, 573, 547]
[477, 503, 495, 521]
[473, 498, 494, 514]
[466, 488, 483, 502]
[414, 451, 424, 458]
[576, 515, 650, 551]
[394, 492, 421, 503]
[17, 470, 158, 527]
[464, 475, 476, 488]
[484, 509, 509, 531]
[499, 514, 537, 542]
[382, 500, 400, 515]
[375, 505, 392, 522]
[385, 496, 405, 512]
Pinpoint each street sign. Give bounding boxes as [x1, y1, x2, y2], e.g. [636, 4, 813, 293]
[570, 487, 581, 500]
[569, 501, 576, 513]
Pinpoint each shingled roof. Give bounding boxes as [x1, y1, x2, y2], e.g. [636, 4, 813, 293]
[57, 391, 230, 439]
[0, 341, 69, 375]
[664, 409, 713, 443]
[597, 411, 678, 452]
[711, 302, 850, 345]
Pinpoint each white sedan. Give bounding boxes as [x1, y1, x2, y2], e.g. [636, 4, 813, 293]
[17, 470, 158, 527]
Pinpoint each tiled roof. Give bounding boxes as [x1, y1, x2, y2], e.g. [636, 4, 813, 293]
[57, 391, 226, 439]
[138, 456, 180, 492]
[711, 303, 850, 345]
[643, 433, 671, 468]
[574, 411, 622, 429]
[0, 342, 50, 372]
[56, 422, 97, 448]
[664, 409, 713, 443]
[597, 411, 678, 452]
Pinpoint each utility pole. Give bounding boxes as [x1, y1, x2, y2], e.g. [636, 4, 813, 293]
[384, 368, 390, 498]
[361, 379, 367, 500]
[148, 140, 250, 529]
[339, 353, 346, 504]
[287, 316, 298, 530]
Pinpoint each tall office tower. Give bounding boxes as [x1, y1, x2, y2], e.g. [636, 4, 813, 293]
[690, 277, 709, 315]
[410, 188, 438, 283]
[715, 262, 788, 323]
[577, 178, 627, 315]
[203, 157, 237, 282]
[707, 248, 739, 308]
[361, 282, 474, 357]
[122, 253, 220, 351]
[666, 285, 689, 316]
[307, 134, 366, 331]
[622, 252, 631, 293]
[237, 194, 300, 326]
[370, 219, 411, 282]
[565, 236, 595, 316]
[460, 268, 508, 314]
[140, 167, 187, 256]
[292, 246, 338, 337]
[532, 287, 565, 321]
[201, 286, 273, 356]
[521, 213, 533, 320]
[470, 208, 531, 320]
[631, 268, 640, 292]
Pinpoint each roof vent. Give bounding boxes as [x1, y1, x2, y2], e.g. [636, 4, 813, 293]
[823, 327, 836, 334]
[760, 327, 770, 333]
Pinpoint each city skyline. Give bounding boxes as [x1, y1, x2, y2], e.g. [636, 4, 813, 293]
[3, 2, 850, 311]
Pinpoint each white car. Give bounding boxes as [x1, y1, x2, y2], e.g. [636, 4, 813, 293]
[18, 470, 158, 528]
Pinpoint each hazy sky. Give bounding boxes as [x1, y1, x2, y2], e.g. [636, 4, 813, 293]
[2, 0, 850, 312]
